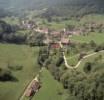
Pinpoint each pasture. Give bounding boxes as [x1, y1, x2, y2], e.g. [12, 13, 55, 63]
[70, 32, 104, 44]
[33, 68, 67, 100]
[0, 43, 40, 100]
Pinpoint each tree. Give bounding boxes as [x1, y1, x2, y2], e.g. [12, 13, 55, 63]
[60, 61, 104, 100]
[84, 62, 92, 73]
[66, 24, 75, 31]
[28, 32, 46, 46]
[89, 40, 97, 48]
[38, 47, 49, 66]
[94, 55, 103, 62]
[78, 52, 87, 60]
[0, 68, 17, 82]
[95, 44, 104, 52]
[56, 56, 64, 67]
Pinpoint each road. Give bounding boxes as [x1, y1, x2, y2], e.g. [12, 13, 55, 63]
[59, 42, 104, 69]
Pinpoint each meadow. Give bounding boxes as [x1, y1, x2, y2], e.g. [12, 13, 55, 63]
[70, 32, 104, 44]
[0, 44, 67, 100]
[32, 68, 67, 100]
[77, 51, 104, 72]
[0, 43, 40, 100]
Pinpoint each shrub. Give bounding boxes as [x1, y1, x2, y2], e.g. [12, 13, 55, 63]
[8, 65, 23, 71]
[0, 68, 17, 81]
[84, 62, 92, 73]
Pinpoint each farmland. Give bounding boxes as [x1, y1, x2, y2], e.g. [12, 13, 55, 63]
[0, 43, 40, 100]
[70, 32, 104, 44]
[33, 68, 67, 100]
[0, 4, 104, 100]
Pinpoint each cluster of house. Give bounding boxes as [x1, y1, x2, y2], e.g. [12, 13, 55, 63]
[20, 19, 82, 48]
[21, 19, 82, 35]
[34, 27, 49, 34]
[34, 27, 82, 36]
[21, 20, 37, 29]
[33, 27, 72, 48]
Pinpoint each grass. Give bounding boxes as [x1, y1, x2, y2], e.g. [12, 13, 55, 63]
[36, 14, 104, 30]
[0, 43, 40, 100]
[70, 32, 104, 44]
[80, 14, 104, 24]
[66, 55, 79, 66]
[16, 30, 30, 35]
[2, 16, 20, 25]
[65, 50, 94, 66]
[77, 51, 104, 72]
[39, 19, 79, 30]
[65, 50, 104, 69]
[31, 68, 67, 100]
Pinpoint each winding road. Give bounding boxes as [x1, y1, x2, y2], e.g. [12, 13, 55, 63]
[59, 42, 104, 69]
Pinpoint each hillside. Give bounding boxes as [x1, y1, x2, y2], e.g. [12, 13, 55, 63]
[0, 43, 40, 100]
[0, 0, 104, 16]
[0, 0, 104, 100]
[42, 0, 104, 17]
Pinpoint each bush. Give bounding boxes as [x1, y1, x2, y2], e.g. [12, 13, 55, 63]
[8, 65, 23, 71]
[84, 62, 92, 73]
[0, 68, 17, 81]
[89, 40, 97, 48]
[56, 56, 64, 67]
[95, 44, 104, 52]
[2, 33, 26, 44]
[78, 52, 87, 60]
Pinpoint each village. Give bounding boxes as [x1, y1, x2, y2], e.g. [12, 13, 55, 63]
[20, 20, 83, 47]
[19, 19, 104, 51]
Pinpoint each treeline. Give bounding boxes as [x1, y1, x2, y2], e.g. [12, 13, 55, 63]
[61, 57, 104, 100]
[0, 20, 26, 44]
[27, 32, 46, 46]
[41, 0, 104, 18]
[1, 0, 104, 18]
[0, 8, 12, 18]
[0, 20, 46, 45]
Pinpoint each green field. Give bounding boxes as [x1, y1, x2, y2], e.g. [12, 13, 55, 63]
[0, 43, 40, 100]
[70, 32, 104, 44]
[67, 51, 93, 66]
[38, 19, 79, 30]
[66, 55, 79, 66]
[77, 51, 104, 72]
[80, 14, 104, 24]
[0, 44, 68, 100]
[2, 17, 20, 25]
[32, 68, 67, 100]
[36, 14, 104, 30]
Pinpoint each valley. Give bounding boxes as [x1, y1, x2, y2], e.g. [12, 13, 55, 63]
[0, 0, 104, 100]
